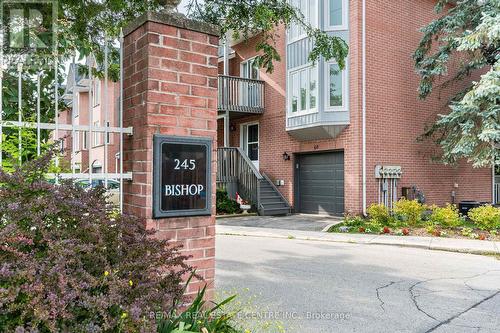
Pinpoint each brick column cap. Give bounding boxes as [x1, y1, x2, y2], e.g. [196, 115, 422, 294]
[124, 11, 220, 37]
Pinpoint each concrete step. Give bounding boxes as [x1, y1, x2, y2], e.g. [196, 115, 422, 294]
[260, 207, 290, 216]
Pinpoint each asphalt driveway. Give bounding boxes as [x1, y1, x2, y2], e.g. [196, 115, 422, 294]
[216, 214, 341, 232]
[216, 234, 500, 333]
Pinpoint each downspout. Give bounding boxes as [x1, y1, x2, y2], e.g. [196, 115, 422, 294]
[223, 36, 230, 147]
[362, 0, 367, 215]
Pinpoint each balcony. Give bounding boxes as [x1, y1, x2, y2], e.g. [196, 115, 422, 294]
[218, 75, 265, 116]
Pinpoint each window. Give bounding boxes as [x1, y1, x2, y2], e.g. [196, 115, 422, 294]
[288, 0, 318, 42]
[326, 0, 347, 30]
[288, 65, 317, 115]
[73, 131, 80, 152]
[106, 121, 111, 144]
[82, 131, 88, 150]
[93, 121, 100, 146]
[246, 124, 259, 162]
[73, 93, 79, 118]
[92, 80, 100, 106]
[326, 62, 347, 110]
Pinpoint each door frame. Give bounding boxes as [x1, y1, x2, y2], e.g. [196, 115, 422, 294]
[294, 149, 345, 215]
[239, 121, 260, 170]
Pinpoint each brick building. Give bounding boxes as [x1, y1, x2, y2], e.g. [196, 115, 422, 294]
[59, 58, 121, 175]
[216, 0, 498, 216]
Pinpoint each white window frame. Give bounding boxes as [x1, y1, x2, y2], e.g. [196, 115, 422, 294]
[287, 0, 318, 43]
[73, 131, 80, 152]
[240, 57, 259, 80]
[325, 0, 348, 31]
[93, 121, 100, 147]
[82, 131, 88, 150]
[287, 63, 318, 117]
[73, 92, 79, 118]
[324, 61, 348, 112]
[106, 121, 111, 144]
[93, 80, 100, 106]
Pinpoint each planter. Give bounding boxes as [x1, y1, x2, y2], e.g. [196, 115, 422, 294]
[240, 204, 251, 214]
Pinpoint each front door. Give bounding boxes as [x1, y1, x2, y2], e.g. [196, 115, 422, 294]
[241, 123, 259, 170]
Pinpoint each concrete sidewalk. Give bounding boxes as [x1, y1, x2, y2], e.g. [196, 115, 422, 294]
[217, 225, 500, 255]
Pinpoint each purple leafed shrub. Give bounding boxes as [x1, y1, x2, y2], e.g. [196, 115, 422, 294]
[0, 152, 192, 332]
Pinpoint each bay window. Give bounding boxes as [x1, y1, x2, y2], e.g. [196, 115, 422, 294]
[289, 65, 318, 115]
[288, 0, 318, 42]
[326, 62, 347, 110]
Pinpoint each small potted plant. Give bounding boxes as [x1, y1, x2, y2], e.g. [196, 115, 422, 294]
[236, 193, 251, 213]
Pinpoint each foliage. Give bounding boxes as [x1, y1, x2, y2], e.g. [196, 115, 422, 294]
[216, 189, 242, 215]
[158, 278, 242, 333]
[0, 151, 191, 332]
[428, 204, 463, 228]
[414, 0, 500, 167]
[367, 203, 391, 225]
[344, 215, 365, 228]
[393, 199, 426, 226]
[187, 0, 348, 73]
[468, 205, 500, 231]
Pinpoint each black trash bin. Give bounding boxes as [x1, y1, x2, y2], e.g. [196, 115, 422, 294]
[458, 201, 482, 216]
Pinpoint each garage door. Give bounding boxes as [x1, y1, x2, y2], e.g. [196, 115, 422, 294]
[296, 152, 344, 215]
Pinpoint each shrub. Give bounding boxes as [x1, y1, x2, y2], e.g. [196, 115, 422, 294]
[216, 189, 242, 215]
[393, 199, 425, 226]
[344, 215, 365, 228]
[468, 205, 500, 231]
[0, 152, 192, 332]
[158, 277, 242, 333]
[428, 204, 463, 228]
[367, 203, 391, 225]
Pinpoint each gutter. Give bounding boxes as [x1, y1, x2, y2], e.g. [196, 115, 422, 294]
[362, 0, 367, 216]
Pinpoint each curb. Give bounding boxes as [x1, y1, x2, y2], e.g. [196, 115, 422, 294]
[216, 227, 500, 256]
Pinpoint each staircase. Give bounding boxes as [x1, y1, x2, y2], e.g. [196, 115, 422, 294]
[258, 173, 291, 216]
[217, 147, 291, 216]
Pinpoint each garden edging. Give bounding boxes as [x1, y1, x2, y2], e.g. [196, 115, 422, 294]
[216, 225, 500, 256]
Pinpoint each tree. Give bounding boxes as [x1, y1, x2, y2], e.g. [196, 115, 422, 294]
[186, 0, 348, 72]
[414, 0, 499, 168]
[1, 0, 347, 166]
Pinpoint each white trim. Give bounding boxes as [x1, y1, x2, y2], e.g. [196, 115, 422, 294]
[324, 61, 348, 112]
[240, 56, 259, 80]
[362, 0, 367, 216]
[287, 63, 319, 117]
[287, 0, 318, 44]
[239, 121, 260, 169]
[325, 0, 349, 31]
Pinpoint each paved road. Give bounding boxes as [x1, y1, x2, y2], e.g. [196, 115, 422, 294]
[216, 234, 500, 333]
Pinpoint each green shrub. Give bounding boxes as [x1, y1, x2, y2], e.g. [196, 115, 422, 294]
[344, 215, 365, 227]
[0, 152, 191, 332]
[367, 203, 391, 225]
[468, 205, 500, 231]
[393, 199, 425, 226]
[429, 204, 463, 228]
[158, 276, 242, 333]
[216, 189, 242, 215]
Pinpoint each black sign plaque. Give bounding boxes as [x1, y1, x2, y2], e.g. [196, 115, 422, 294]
[153, 135, 212, 218]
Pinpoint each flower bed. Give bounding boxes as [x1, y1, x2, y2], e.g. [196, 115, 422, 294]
[329, 199, 500, 241]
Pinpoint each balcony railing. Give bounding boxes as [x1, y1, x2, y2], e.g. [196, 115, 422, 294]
[218, 75, 265, 114]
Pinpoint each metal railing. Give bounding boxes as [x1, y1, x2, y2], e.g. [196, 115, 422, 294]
[218, 75, 265, 114]
[0, 31, 130, 212]
[217, 147, 263, 206]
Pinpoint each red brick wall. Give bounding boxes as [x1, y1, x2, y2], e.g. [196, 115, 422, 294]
[217, 0, 492, 214]
[365, 0, 491, 206]
[123, 16, 218, 298]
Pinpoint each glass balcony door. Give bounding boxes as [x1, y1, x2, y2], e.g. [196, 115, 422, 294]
[240, 58, 260, 108]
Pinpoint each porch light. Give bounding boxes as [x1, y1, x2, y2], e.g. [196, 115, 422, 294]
[282, 152, 290, 161]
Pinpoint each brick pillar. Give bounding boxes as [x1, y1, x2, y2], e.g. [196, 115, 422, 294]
[123, 12, 219, 298]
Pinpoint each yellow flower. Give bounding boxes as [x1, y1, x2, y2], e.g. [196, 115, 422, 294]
[104, 271, 109, 277]
[129, 280, 133, 287]
[121, 312, 127, 319]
